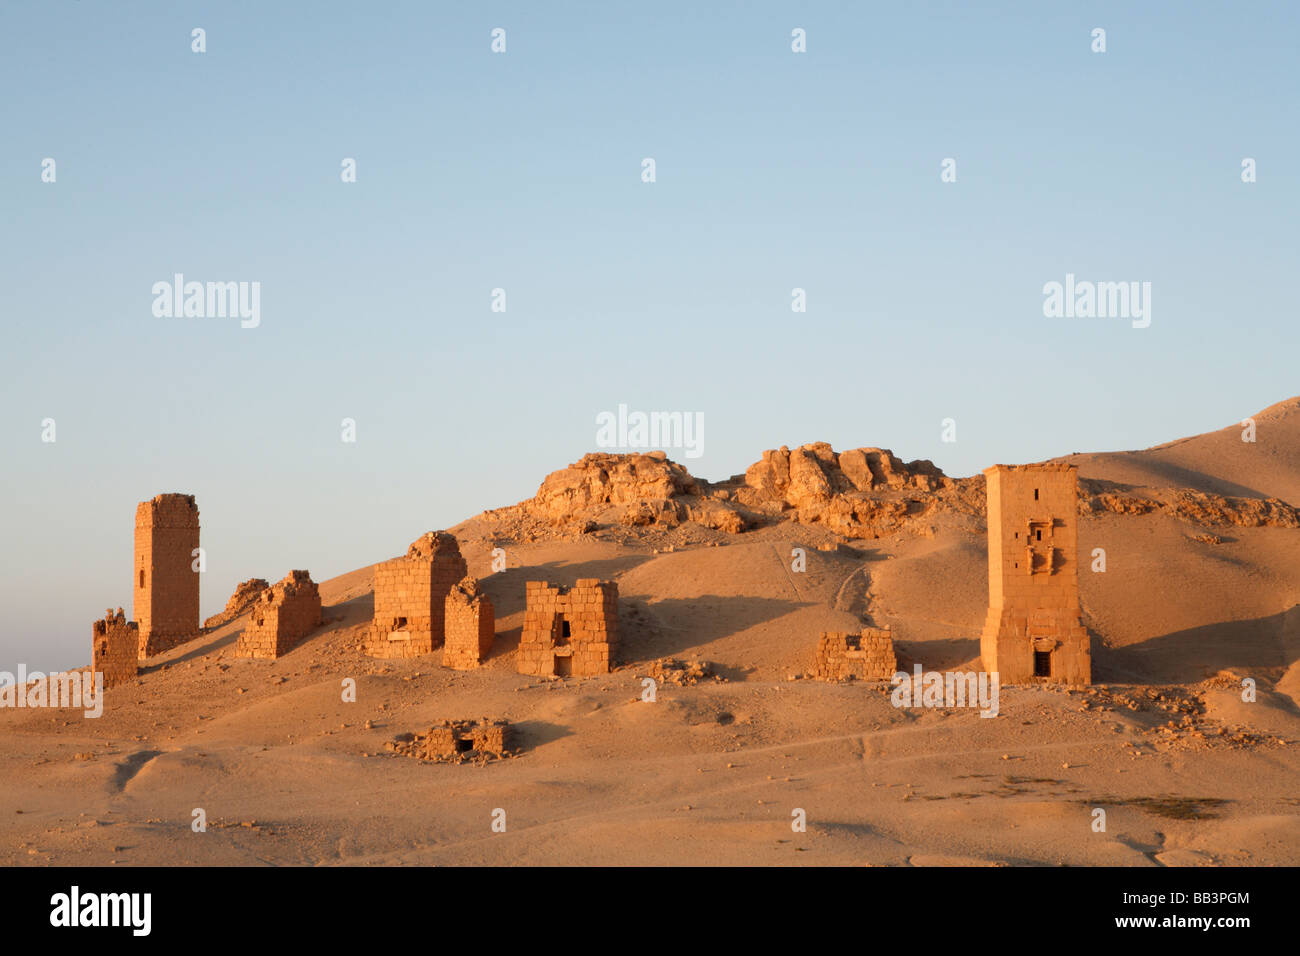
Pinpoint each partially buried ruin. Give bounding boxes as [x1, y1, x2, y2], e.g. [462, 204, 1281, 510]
[517, 579, 619, 677]
[390, 719, 514, 763]
[235, 570, 322, 659]
[367, 532, 468, 658]
[980, 463, 1090, 684]
[134, 493, 201, 658]
[813, 627, 896, 681]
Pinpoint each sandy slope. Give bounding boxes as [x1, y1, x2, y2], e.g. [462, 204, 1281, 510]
[1, 403, 1297, 866]
[1057, 396, 1300, 504]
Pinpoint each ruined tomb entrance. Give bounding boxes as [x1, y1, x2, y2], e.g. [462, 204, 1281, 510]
[455, 738, 474, 754]
[554, 655, 572, 678]
[553, 616, 571, 647]
[1034, 650, 1052, 677]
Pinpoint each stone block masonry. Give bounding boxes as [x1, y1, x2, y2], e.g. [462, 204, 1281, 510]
[134, 493, 200, 658]
[92, 608, 139, 688]
[390, 719, 514, 763]
[203, 578, 270, 630]
[367, 532, 468, 658]
[236, 570, 322, 659]
[443, 577, 495, 669]
[814, 628, 896, 681]
[517, 579, 619, 677]
[980, 464, 1090, 684]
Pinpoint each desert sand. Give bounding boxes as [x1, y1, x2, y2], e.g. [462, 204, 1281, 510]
[2, 400, 1298, 866]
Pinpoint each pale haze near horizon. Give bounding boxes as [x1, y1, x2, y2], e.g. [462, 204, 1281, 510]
[1, 1, 1296, 673]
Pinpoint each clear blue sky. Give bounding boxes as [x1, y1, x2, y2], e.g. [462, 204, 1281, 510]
[2, 1, 1296, 673]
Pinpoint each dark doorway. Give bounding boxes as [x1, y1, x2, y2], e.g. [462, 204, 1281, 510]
[1033, 650, 1052, 677]
[554, 655, 572, 677]
[555, 617, 571, 646]
[455, 738, 473, 754]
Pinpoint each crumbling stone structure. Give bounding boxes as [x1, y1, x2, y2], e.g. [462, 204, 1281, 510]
[203, 577, 270, 630]
[367, 532, 468, 658]
[443, 577, 495, 669]
[92, 608, 139, 688]
[236, 570, 322, 659]
[517, 579, 618, 677]
[390, 719, 514, 762]
[980, 464, 1090, 684]
[814, 627, 896, 681]
[134, 493, 200, 657]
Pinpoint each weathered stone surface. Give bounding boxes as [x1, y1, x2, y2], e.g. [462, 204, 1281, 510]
[204, 578, 270, 630]
[443, 576, 495, 670]
[686, 499, 748, 533]
[980, 465, 1090, 685]
[529, 452, 699, 518]
[813, 629, 896, 681]
[390, 718, 514, 763]
[92, 608, 138, 688]
[367, 531, 468, 658]
[236, 570, 322, 660]
[493, 445, 960, 541]
[134, 493, 201, 658]
[518, 579, 618, 677]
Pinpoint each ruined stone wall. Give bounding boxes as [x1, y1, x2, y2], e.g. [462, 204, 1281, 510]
[203, 578, 270, 630]
[367, 532, 467, 658]
[980, 464, 1090, 684]
[423, 719, 511, 760]
[133, 493, 200, 657]
[814, 628, 896, 681]
[92, 608, 138, 688]
[393, 719, 513, 762]
[517, 579, 618, 677]
[236, 570, 321, 659]
[443, 577, 495, 669]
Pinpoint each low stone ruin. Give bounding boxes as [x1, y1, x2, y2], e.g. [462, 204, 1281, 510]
[814, 627, 897, 681]
[388, 719, 514, 763]
[643, 657, 724, 686]
[203, 578, 270, 629]
[443, 577, 495, 669]
[235, 570, 322, 659]
[92, 608, 139, 688]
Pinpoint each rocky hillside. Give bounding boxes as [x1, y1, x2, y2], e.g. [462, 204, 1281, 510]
[466, 445, 982, 545]
[463, 413, 1300, 548]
